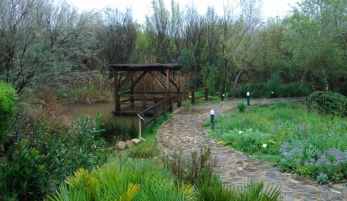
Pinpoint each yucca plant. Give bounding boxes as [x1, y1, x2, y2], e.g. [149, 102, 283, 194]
[196, 175, 236, 201]
[236, 179, 281, 201]
[48, 159, 195, 201]
[196, 178, 281, 201]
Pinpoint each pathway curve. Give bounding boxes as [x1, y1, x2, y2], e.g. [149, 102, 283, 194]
[157, 98, 347, 201]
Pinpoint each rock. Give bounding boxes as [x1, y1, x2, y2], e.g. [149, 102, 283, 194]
[131, 138, 142, 145]
[115, 141, 126, 150]
[126, 140, 134, 148]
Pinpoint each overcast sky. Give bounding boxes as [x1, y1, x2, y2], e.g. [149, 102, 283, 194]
[67, 0, 299, 23]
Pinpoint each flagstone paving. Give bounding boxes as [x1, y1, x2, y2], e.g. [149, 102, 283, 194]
[157, 98, 347, 201]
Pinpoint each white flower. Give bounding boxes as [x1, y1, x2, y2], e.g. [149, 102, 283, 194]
[239, 131, 243, 134]
[249, 128, 252, 131]
[271, 91, 274, 94]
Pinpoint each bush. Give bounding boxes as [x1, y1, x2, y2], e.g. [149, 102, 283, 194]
[306, 91, 347, 116]
[0, 82, 18, 144]
[237, 101, 247, 113]
[164, 147, 218, 186]
[0, 112, 108, 200]
[232, 82, 311, 98]
[0, 140, 49, 201]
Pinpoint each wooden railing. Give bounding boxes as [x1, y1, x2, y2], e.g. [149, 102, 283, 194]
[120, 91, 180, 107]
[137, 96, 173, 139]
[184, 88, 208, 104]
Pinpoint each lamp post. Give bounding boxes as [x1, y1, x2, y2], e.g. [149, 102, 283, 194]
[246, 92, 250, 106]
[210, 109, 215, 130]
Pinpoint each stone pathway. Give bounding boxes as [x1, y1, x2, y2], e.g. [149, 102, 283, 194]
[157, 98, 347, 201]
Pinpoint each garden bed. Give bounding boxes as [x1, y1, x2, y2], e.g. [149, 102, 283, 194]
[206, 102, 347, 184]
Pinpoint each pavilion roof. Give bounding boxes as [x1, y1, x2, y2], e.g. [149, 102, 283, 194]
[110, 63, 181, 71]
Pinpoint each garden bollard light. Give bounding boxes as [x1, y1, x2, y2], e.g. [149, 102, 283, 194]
[247, 92, 250, 106]
[210, 109, 215, 130]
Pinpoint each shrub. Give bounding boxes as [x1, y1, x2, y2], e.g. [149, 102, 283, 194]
[232, 82, 312, 98]
[237, 101, 247, 113]
[0, 112, 108, 200]
[306, 91, 347, 116]
[0, 82, 18, 144]
[0, 140, 49, 201]
[164, 147, 218, 186]
[265, 72, 283, 98]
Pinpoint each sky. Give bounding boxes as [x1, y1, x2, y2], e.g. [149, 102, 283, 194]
[67, 0, 299, 23]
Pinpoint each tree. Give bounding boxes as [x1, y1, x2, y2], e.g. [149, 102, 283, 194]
[145, 0, 172, 63]
[97, 8, 138, 64]
[0, 0, 96, 93]
[252, 18, 287, 83]
[218, 0, 262, 97]
[283, 0, 347, 91]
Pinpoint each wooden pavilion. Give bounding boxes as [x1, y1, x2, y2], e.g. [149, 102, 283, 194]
[110, 63, 182, 115]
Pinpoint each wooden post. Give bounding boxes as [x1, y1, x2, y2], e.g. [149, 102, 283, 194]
[139, 117, 142, 139]
[177, 70, 181, 107]
[170, 97, 173, 113]
[191, 91, 195, 104]
[114, 70, 120, 112]
[137, 114, 144, 139]
[131, 75, 134, 107]
[166, 69, 170, 100]
[166, 69, 171, 110]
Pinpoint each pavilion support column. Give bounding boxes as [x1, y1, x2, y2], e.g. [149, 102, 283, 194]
[114, 70, 120, 112]
[130, 75, 134, 106]
[166, 69, 171, 112]
[177, 70, 181, 107]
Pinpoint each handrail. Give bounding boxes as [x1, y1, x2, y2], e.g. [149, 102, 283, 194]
[137, 96, 173, 139]
[184, 87, 208, 104]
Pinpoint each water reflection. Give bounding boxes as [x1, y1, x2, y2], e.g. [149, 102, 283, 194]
[64, 101, 115, 120]
[63, 101, 137, 124]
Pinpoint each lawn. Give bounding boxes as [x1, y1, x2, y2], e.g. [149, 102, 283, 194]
[205, 102, 347, 184]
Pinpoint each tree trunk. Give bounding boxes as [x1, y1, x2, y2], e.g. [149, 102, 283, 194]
[233, 69, 243, 97]
[298, 68, 308, 93]
[321, 66, 329, 91]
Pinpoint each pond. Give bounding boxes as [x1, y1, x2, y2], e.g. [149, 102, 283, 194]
[64, 101, 115, 120]
[62, 101, 138, 127]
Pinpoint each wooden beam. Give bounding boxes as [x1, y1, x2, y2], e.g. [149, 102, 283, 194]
[133, 71, 147, 87]
[114, 70, 120, 112]
[119, 71, 136, 90]
[148, 71, 167, 90]
[161, 71, 178, 89]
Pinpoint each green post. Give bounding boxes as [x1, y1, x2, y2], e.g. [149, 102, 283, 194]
[210, 109, 215, 130]
[247, 92, 250, 106]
